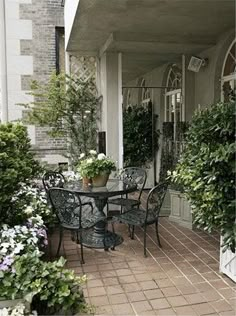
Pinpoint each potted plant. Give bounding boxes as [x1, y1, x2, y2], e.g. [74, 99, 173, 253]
[77, 150, 116, 187]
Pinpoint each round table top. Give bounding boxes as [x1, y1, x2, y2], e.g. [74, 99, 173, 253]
[65, 179, 137, 198]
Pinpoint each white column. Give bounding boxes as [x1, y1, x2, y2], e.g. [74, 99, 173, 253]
[0, 0, 8, 122]
[100, 52, 123, 169]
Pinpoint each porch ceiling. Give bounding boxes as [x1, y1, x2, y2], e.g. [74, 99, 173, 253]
[67, 0, 235, 83]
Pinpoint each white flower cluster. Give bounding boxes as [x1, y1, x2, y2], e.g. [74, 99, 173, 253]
[0, 216, 46, 258]
[63, 170, 81, 181]
[0, 303, 37, 316]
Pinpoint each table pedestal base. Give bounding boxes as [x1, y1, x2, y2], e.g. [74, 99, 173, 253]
[82, 230, 123, 250]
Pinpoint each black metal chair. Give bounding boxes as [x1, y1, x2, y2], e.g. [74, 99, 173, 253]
[112, 182, 169, 257]
[48, 188, 105, 264]
[42, 171, 65, 193]
[107, 167, 147, 215]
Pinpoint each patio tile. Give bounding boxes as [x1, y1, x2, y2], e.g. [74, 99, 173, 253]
[195, 282, 215, 292]
[98, 263, 114, 271]
[154, 308, 177, 315]
[202, 289, 223, 302]
[83, 264, 98, 272]
[156, 278, 174, 288]
[161, 286, 181, 297]
[218, 288, 236, 299]
[95, 304, 113, 315]
[100, 270, 117, 278]
[210, 300, 233, 313]
[103, 277, 119, 286]
[88, 287, 106, 297]
[127, 291, 146, 302]
[87, 279, 103, 288]
[144, 289, 164, 300]
[118, 274, 136, 284]
[149, 298, 170, 310]
[135, 273, 154, 281]
[219, 311, 236, 316]
[122, 282, 142, 292]
[108, 293, 128, 304]
[178, 284, 199, 294]
[106, 285, 124, 295]
[116, 268, 133, 276]
[210, 279, 231, 289]
[112, 303, 134, 315]
[191, 303, 216, 315]
[89, 295, 109, 306]
[184, 293, 207, 304]
[174, 306, 198, 315]
[188, 274, 206, 284]
[50, 216, 235, 316]
[132, 300, 153, 313]
[166, 295, 188, 307]
[139, 280, 158, 290]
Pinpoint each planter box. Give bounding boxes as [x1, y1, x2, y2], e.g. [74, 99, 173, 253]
[169, 189, 192, 229]
[160, 189, 171, 216]
[220, 236, 236, 282]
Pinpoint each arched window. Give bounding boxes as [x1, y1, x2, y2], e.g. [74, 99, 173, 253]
[140, 78, 151, 106]
[221, 39, 236, 102]
[126, 89, 131, 107]
[164, 65, 182, 140]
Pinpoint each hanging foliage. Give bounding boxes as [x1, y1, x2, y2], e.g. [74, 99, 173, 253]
[123, 103, 159, 167]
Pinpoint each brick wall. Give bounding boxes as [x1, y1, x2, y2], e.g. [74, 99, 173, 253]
[19, 0, 67, 164]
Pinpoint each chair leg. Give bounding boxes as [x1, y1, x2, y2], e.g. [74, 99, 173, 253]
[56, 227, 63, 256]
[155, 221, 162, 248]
[144, 225, 147, 257]
[79, 231, 85, 264]
[131, 225, 135, 239]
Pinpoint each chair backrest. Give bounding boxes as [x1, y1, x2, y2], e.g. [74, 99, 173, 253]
[146, 182, 169, 220]
[48, 188, 82, 228]
[121, 167, 147, 200]
[42, 171, 65, 192]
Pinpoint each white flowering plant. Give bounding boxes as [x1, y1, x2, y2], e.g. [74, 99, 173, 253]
[0, 217, 47, 270]
[11, 185, 56, 227]
[77, 150, 116, 178]
[0, 303, 37, 316]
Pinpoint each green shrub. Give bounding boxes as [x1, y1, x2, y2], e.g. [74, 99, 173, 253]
[123, 103, 159, 167]
[0, 123, 41, 225]
[172, 102, 235, 251]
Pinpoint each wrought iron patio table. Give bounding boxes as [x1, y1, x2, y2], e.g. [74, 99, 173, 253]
[65, 179, 137, 250]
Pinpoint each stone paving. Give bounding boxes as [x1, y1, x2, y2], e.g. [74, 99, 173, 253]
[48, 193, 236, 316]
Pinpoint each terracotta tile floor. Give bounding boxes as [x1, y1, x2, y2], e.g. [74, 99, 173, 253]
[48, 193, 236, 316]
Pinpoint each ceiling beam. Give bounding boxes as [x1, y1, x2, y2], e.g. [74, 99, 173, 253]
[99, 32, 215, 56]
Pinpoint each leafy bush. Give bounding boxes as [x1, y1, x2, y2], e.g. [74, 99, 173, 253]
[0, 252, 88, 315]
[172, 102, 235, 251]
[22, 73, 100, 166]
[123, 103, 159, 167]
[0, 123, 41, 225]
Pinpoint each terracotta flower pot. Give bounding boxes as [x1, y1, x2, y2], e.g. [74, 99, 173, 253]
[82, 177, 92, 186]
[92, 173, 110, 187]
